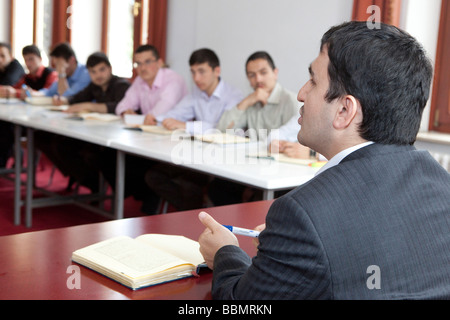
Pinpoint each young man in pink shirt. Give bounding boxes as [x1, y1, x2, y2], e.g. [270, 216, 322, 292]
[115, 44, 188, 125]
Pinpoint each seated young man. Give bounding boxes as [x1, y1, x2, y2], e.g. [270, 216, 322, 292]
[38, 42, 91, 98]
[115, 44, 188, 124]
[216, 51, 298, 137]
[144, 48, 243, 212]
[1, 45, 58, 100]
[0, 42, 25, 167]
[34, 52, 130, 193]
[209, 51, 300, 206]
[0, 42, 25, 87]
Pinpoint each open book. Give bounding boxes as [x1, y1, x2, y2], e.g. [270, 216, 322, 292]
[25, 96, 54, 106]
[124, 125, 175, 135]
[68, 113, 121, 122]
[72, 234, 205, 290]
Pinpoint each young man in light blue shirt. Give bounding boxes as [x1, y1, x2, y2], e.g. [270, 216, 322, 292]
[39, 43, 91, 98]
[144, 48, 243, 212]
[152, 48, 243, 134]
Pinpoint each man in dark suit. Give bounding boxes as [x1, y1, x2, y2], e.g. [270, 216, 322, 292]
[198, 21, 450, 300]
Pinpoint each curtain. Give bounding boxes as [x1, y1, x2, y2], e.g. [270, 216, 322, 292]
[52, 0, 72, 48]
[352, 0, 402, 27]
[147, 0, 168, 62]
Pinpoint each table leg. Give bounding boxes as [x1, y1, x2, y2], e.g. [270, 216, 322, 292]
[14, 125, 21, 226]
[25, 128, 35, 228]
[114, 150, 125, 220]
[263, 190, 275, 200]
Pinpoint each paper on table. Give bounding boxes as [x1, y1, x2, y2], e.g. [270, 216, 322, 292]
[25, 96, 54, 106]
[124, 114, 146, 125]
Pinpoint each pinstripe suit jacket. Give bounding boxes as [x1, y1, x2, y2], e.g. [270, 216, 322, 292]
[212, 144, 450, 300]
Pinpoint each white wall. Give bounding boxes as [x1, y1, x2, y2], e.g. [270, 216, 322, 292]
[70, 0, 103, 65]
[400, 0, 442, 132]
[0, 1, 10, 42]
[166, 0, 353, 95]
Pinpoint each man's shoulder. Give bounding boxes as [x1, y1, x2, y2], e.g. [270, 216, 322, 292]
[110, 75, 131, 87]
[8, 59, 25, 72]
[160, 67, 184, 81]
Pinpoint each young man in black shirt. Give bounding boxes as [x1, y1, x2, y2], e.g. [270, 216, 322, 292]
[35, 52, 130, 192]
[0, 42, 25, 167]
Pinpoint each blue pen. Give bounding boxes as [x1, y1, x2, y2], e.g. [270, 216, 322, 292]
[223, 225, 260, 238]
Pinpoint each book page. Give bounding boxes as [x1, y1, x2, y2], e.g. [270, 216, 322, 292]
[135, 234, 204, 266]
[81, 113, 121, 122]
[72, 236, 192, 279]
[272, 153, 316, 166]
[140, 125, 175, 135]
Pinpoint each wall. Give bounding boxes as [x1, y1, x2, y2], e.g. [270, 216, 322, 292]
[70, 0, 103, 65]
[400, 0, 442, 132]
[166, 0, 353, 95]
[0, 1, 10, 42]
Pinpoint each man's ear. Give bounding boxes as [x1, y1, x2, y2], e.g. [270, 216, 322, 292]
[214, 66, 221, 78]
[333, 95, 360, 130]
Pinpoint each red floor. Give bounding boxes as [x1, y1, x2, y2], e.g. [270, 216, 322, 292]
[0, 154, 146, 237]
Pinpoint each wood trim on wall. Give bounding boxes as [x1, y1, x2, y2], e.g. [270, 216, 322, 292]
[147, 0, 168, 62]
[9, 0, 14, 50]
[133, 0, 144, 52]
[429, 0, 450, 133]
[352, 0, 402, 27]
[51, 0, 72, 48]
[101, 0, 109, 53]
[33, 0, 38, 44]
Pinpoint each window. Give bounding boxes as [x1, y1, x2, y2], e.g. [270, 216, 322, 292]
[7, 0, 167, 79]
[429, 0, 450, 133]
[10, 0, 52, 67]
[106, 0, 137, 78]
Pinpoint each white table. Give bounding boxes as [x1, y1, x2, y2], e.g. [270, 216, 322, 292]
[110, 135, 317, 200]
[0, 101, 318, 227]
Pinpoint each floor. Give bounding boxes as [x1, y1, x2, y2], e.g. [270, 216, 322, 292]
[0, 154, 148, 237]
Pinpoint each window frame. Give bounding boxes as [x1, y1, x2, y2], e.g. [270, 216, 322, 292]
[429, 0, 450, 133]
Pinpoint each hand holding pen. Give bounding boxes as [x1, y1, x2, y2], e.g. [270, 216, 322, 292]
[198, 211, 263, 270]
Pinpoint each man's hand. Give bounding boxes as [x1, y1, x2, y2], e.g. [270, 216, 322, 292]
[52, 95, 68, 106]
[237, 88, 270, 111]
[270, 140, 311, 159]
[162, 118, 186, 130]
[198, 212, 239, 270]
[0, 86, 15, 98]
[252, 223, 266, 249]
[65, 103, 107, 114]
[144, 114, 157, 125]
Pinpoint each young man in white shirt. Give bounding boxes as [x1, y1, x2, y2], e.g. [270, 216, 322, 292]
[144, 48, 243, 212]
[150, 48, 243, 134]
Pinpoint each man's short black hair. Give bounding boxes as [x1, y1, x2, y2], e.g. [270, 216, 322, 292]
[86, 52, 111, 69]
[246, 51, 276, 71]
[321, 21, 433, 145]
[135, 44, 160, 60]
[22, 45, 42, 58]
[0, 42, 12, 53]
[50, 42, 77, 61]
[189, 48, 220, 69]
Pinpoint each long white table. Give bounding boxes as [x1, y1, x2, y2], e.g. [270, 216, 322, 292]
[0, 100, 318, 227]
